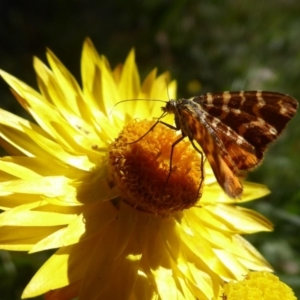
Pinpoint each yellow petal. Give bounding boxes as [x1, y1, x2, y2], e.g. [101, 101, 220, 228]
[118, 49, 140, 101]
[0, 201, 78, 226]
[30, 201, 117, 252]
[23, 239, 95, 297]
[0, 176, 73, 196]
[0, 225, 63, 251]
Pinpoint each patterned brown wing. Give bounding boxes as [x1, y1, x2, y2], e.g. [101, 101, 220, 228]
[178, 103, 243, 198]
[201, 112, 260, 171]
[194, 91, 298, 166]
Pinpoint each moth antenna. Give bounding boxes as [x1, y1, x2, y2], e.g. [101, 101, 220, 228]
[109, 98, 167, 116]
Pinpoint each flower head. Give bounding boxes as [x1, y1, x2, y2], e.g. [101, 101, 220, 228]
[0, 39, 273, 299]
[215, 271, 297, 300]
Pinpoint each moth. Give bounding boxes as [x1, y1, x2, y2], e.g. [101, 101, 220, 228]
[159, 91, 298, 198]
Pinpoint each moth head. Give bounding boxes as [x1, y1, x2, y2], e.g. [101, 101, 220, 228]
[161, 100, 176, 114]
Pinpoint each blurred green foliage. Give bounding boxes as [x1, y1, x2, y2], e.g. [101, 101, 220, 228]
[0, 0, 299, 299]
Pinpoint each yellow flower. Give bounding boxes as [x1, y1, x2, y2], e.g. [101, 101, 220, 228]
[216, 271, 297, 300]
[0, 38, 273, 300]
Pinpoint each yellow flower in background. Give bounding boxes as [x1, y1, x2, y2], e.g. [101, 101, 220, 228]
[215, 271, 297, 300]
[0, 38, 273, 300]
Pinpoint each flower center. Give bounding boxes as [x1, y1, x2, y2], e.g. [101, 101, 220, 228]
[108, 120, 203, 216]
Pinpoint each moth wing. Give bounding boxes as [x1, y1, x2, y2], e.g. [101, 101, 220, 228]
[182, 110, 243, 198]
[209, 121, 261, 171]
[197, 91, 298, 166]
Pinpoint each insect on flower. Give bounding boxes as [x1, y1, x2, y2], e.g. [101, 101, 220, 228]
[129, 91, 298, 199]
[162, 91, 298, 198]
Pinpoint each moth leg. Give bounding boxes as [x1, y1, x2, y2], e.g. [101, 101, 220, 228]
[159, 121, 204, 201]
[126, 118, 189, 199]
[158, 121, 179, 131]
[189, 139, 205, 200]
[161, 135, 186, 198]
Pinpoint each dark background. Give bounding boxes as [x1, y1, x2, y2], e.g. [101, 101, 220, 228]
[0, 1, 299, 299]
